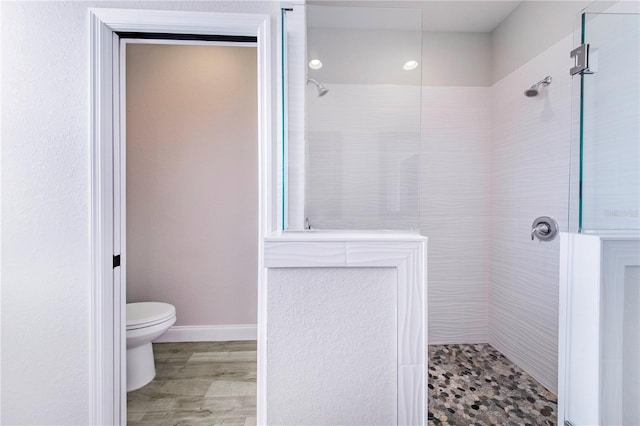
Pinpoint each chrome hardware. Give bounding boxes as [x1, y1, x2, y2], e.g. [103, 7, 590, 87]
[531, 216, 559, 242]
[570, 43, 594, 75]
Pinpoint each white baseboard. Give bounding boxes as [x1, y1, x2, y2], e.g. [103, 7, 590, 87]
[155, 324, 257, 343]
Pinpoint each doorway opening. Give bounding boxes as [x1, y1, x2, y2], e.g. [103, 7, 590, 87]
[89, 9, 272, 425]
[122, 36, 258, 424]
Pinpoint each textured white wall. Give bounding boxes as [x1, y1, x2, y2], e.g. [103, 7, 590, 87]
[421, 86, 491, 344]
[489, 34, 574, 393]
[126, 43, 258, 326]
[267, 267, 397, 425]
[0, 2, 278, 424]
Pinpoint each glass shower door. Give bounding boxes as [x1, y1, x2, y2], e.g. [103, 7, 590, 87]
[580, 12, 640, 232]
[563, 8, 640, 426]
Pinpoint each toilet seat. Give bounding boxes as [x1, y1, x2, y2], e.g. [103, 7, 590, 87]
[127, 302, 176, 331]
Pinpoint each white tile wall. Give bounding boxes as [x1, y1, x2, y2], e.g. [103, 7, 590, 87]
[489, 34, 574, 393]
[421, 87, 491, 344]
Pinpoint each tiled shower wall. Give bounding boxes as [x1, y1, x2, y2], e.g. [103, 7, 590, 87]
[421, 87, 491, 344]
[489, 35, 574, 393]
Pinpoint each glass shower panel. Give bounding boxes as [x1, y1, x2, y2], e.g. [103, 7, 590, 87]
[304, 5, 422, 230]
[580, 12, 640, 231]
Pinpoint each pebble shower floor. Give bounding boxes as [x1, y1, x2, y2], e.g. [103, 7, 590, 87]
[428, 344, 557, 426]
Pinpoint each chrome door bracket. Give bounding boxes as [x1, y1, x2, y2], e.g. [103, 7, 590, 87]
[570, 43, 595, 75]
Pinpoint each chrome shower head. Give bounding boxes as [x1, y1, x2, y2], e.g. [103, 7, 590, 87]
[524, 76, 552, 97]
[307, 78, 329, 97]
[524, 86, 539, 97]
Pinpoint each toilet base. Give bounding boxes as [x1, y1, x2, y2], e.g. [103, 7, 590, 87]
[127, 342, 156, 392]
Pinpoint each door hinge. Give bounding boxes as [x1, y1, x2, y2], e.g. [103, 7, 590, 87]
[113, 255, 121, 268]
[570, 43, 595, 75]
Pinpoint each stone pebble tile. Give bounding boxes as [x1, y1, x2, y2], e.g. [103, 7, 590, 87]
[427, 344, 557, 426]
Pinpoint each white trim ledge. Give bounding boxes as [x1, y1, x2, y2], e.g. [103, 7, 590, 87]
[263, 231, 428, 425]
[156, 325, 258, 343]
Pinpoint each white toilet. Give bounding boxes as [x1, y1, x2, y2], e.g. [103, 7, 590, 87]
[126, 302, 176, 392]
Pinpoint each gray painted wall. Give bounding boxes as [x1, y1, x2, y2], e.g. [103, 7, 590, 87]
[422, 32, 492, 87]
[308, 29, 491, 87]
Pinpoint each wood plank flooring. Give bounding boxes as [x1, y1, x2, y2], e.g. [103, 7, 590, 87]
[127, 341, 257, 426]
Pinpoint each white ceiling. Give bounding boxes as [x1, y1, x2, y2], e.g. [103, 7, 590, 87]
[307, 1, 522, 33]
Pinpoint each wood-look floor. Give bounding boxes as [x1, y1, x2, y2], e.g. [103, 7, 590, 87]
[127, 341, 257, 426]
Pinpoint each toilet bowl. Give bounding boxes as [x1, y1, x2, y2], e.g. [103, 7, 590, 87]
[126, 302, 176, 392]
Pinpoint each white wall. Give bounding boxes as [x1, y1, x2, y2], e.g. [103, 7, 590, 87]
[419, 33, 493, 345]
[126, 43, 258, 327]
[422, 86, 491, 344]
[0, 2, 278, 424]
[489, 33, 573, 393]
[267, 267, 397, 425]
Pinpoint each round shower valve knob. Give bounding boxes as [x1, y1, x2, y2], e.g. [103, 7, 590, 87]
[531, 216, 559, 241]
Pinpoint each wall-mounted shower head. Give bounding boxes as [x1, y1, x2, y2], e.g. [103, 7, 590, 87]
[307, 78, 329, 97]
[524, 76, 552, 97]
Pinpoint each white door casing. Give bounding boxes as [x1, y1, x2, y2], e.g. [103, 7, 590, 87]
[89, 8, 272, 425]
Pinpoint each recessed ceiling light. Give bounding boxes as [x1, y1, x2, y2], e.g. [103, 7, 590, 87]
[308, 59, 323, 70]
[403, 60, 419, 71]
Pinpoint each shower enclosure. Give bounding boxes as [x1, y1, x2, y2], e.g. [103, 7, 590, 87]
[279, 2, 639, 425]
[560, 5, 640, 426]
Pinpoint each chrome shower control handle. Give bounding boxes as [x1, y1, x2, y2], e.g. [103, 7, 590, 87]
[531, 223, 550, 240]
[531, 216, 559, 242]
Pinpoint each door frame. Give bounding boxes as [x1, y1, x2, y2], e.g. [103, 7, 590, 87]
[89, 8, 272, 425]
